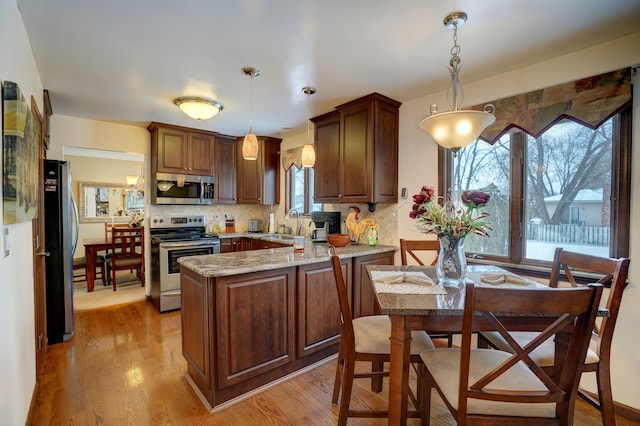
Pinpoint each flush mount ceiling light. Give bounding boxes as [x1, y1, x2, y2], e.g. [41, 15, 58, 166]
[242, 67, 260, 160]
[419, 10, 495, 154]
[301, 86, 317, 168]
[174, 96, 223, 120]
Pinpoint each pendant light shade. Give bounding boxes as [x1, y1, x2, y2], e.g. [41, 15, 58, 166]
[242, 67, 260, 160]
[419, 11, 495, 154]
[174, 96, 223, 120]
[242, 132, 259, 160]
[301, 86, 317, 168]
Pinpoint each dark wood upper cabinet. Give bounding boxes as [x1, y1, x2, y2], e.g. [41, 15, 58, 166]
[312, 93, 400, 210]
[236, 136, 281, 205]
[214, 135, 237, 203]
[149, 122, 215, 176]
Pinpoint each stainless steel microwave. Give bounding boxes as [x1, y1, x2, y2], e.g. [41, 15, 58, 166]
[152, 172, 214, 205]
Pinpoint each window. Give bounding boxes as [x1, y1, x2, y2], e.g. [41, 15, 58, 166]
[285, 166, 321, 215]
[443, 110, 631, 267]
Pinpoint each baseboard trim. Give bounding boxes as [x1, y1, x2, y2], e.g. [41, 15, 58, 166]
[580, 388, 640, 423]
[184, 354, 338, 413]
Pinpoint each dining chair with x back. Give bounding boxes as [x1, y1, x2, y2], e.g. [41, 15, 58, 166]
[478, 247, 629, 426]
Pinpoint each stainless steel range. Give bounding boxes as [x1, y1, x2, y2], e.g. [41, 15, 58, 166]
[149, 215, 220, 312]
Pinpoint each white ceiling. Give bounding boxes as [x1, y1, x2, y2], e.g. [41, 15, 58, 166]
[17, 0, 640, 139]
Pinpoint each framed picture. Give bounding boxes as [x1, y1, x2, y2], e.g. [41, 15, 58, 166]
[2, 81, 38, 224]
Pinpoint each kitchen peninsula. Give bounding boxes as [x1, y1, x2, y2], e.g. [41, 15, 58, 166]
[178, 241, 396, 411]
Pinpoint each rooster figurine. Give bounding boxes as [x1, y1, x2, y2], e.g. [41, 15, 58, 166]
[345, 205, 378, 244]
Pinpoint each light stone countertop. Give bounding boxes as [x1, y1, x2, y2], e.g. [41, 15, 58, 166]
[178, 240, 397, 278]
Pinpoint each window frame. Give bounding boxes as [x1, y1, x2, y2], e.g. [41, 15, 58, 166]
[285, 166, 319, 215]
[439, 107, 632, 271]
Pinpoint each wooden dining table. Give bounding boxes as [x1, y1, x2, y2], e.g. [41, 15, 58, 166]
[366, 264, 605, 426]
[83, 237, 112, 292]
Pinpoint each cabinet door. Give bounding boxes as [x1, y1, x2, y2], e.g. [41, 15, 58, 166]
[352, 251, 394, 318]
[215, 268, 296, 388]
[220, 238, 233, 253]
[340, 102, 372, 203]
[236, 137, 281, 204]
[214, 136, 236, 203]
[156, 127, 188, 174]
[236, 138, 263, 204]
[188, 132, 215, 175]
[313, 112, 341, 202]
[296, 259, 350, 358]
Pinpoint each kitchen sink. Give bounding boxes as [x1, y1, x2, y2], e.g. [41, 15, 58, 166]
[263, 234, 295, 241]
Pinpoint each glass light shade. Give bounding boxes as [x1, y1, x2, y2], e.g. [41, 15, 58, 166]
[174, 97, 223, 120]
[419, 110, 495, 150]
[126, 175, 139, 186]
[301, 144, 315, 167]
[242, 133, 259, 160]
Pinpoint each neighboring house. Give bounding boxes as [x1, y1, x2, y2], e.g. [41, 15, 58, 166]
[543, 188, 605, 226]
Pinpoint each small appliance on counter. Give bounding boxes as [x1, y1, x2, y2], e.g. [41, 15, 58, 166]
[248, 219, 263, 233]
[310, 211, 341, 242]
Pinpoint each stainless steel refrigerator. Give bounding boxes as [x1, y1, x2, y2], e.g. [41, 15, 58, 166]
[44, 159, 75, 343]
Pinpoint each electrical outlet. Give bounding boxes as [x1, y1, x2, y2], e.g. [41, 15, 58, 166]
[3, 227, 9, 258]
[401, 187, 407, 199]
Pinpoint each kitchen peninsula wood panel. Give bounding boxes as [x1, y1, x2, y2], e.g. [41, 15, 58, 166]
[179, 244, 396, 410]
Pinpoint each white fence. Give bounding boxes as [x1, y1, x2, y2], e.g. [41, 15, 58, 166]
[526, 223, 609, 246]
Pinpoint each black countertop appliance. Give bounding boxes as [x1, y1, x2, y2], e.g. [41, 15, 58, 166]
[310, 211, 341, 242]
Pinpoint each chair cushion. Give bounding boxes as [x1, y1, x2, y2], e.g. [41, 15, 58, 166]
[480, 331, 600, 365]
[420, 348, 556, 418]
[353, 315, 435, 354]
[112, 255, 142, 268]
[73, 256, 105, 267]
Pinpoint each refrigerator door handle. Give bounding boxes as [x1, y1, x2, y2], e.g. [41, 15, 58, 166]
[71, 194, 80, 256]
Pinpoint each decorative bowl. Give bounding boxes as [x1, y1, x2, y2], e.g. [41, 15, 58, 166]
[327, 234, 351, 247]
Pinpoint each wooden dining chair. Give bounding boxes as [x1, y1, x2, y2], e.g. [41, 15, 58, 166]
[478, 248, 630, 426]
[419, 281, 603, 425]
[73, 255, 107, 285]
[108, 227, 144, 291]
[329, 248, 435, 425]
[399, 238, 439, 266]
[399, 238, 454, 348]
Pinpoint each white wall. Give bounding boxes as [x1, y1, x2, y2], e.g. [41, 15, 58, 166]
[0, 0, 44, 423]
[397, 32, 640, 408]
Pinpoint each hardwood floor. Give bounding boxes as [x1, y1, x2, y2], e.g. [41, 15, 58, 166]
[30, 300, 633, 425]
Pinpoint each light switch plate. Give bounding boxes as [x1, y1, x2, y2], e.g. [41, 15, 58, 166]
[3, 227, 9, 258]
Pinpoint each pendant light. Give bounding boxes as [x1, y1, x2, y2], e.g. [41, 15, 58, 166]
[419, 11, 495, 155]
[242, 67, 260, 160]
[301, 86, 317, 168]
[173, 96, 223, 120]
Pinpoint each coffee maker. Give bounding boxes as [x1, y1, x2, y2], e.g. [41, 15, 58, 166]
[310, 211, 341, 242]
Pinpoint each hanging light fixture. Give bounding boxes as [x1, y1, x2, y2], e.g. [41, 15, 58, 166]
[301, 86, 317, 168]
[419, 10, 495, 154]
[125, 164, 144, 192]
[174, 96, 223, 120]
[242, 67, 260, 160]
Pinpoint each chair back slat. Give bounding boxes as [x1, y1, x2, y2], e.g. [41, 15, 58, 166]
[330, 248, 355, 349]
[111, 227, 144, 260]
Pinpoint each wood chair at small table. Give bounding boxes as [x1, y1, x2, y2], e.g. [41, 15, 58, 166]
[108, 227, 145, 291]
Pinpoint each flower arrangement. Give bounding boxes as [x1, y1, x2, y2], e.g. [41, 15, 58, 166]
[409, 186, 491, 238]
[128, 210, 145, 228]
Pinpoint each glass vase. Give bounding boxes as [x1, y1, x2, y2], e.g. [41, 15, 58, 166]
[436, 235, 467, 287]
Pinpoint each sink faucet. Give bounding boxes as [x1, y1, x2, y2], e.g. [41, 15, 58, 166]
[288, 208, 301, 236]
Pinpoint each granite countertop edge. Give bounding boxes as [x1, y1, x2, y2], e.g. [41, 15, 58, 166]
[178, 242, 397, 278]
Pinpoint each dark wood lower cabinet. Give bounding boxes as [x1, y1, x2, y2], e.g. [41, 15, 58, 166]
[352, 251, 394, 317]
[180, 251, 392, 409]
